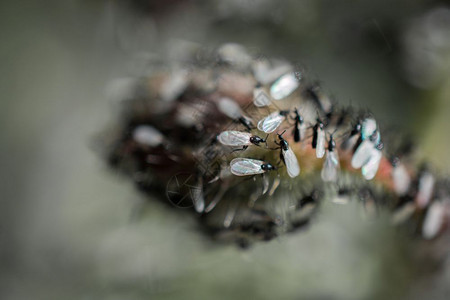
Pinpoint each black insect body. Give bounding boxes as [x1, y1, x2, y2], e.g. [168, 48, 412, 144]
[249, 135, 268, 146]
[291, 108, 304, 142]
[238, 116, 254, 131]
[261, 162, 276, 171]
[312, 119, 325, 149]
[275, 131, 300, 178]
[305, 84, 333, 119]
[341, 120, 362, 151]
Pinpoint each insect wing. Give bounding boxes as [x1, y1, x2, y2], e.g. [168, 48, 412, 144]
[252, 59, 293, 85]
[230, 158, 265, 176]
[422, 201, 445, 239]
[293, 122, 306, 143]
[321, 151, 339, 182]
[160, 69, 189, 102]
[257, 111, 286, 133]
[253, 88, 271, 107]
[317, 91, 333, 115]
[283, 148, 300, 178]
[133, 125, 164, 147]
[392, 163, 411, 196]
[361, 148, 382, 180]
[361, 118, 377, 140]
[351, 140, 375, 169]
[270, 72, 300, 100]
[415, 172, 435, 209]
[218, 131, 252, 146]
[316, 127, 326, 158]
[192, 177, 205, 213]
[217, 97, 242, 119]
[270, 73, 300, 100]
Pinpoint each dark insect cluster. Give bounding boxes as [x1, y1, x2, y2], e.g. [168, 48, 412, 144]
[97, 43, 450, 248]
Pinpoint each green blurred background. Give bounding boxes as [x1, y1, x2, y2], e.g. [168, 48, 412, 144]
[1, 1, 450, 299]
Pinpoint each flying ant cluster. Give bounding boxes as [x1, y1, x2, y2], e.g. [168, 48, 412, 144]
[100, 43, 450, 246]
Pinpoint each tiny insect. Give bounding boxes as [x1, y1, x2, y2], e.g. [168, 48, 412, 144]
[159, 69, 189, 102]
[253, 83, 271, 107]
[217, 131, 268, 150]
[415, 169, 435, 209]
[361, 141, 383, 180]
[217, 97, 254, 130]
[422, 200, 446, 239]
[351, 131, 379, 169]
[291, 107, 305, 142]
[340, 120, 361, 150]
[305, 84, 333, 117]
[391, 157, 411, 196]
[257, 110, 290, 133]
[270, 72, 300, 100]
[321, 133, 340, 182]
[132, 125, 165, 147]
[275, 130, 300, 178]
[230, 158, 276, 176]
[252, 58, 293, 85]
[361, 118, 378, 141]
[192, 176, 205, 213]
[312, 119, 326, 158]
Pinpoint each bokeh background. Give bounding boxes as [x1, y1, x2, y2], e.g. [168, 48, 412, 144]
[1, 0, 450, 299]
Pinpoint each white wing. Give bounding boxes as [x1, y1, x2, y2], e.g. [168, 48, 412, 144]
[252, 59, 293, 85]
[257, 111, 286, 133]
[283, 148, 300, 178]
[253, 88, 271, 107]
[270, 72, 300, 100]
[230, 158, 265, 176]
[316, 127, 326, 158]
[316, 90, 333, 114]
[160, 69, 188, 102]
[192, 177, 205, 213]
[361, 118, 377, 140]
[422, 201, 445, 239]
[415, 172, 435, 208]
[218, 131, 252, 146]
[133, 125, 164, 147]
[361, 148, 382, 180]
[217, 97, 242, 119]
[321, 151, 339, 182]
[351, 140, 375, 169]
[392, 163, 411, 196]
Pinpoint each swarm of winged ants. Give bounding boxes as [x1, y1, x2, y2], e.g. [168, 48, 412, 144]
[98, 43, 450, 252]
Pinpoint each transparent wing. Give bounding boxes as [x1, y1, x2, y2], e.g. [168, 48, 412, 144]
[361, 118, 377, 140]
[316, 127, 326, 158]
[217, 97, 242, 119]
[230, 158, 265, 176]
[316, 90, 333, 114]
[252, 59, 293, 85]
[392, 163, 411, 196]
[218, 131, 252, 146]
[283, 148, 300, 178]
[361, 148, 382, 180]
[192, 177, 205, 213]
[321, 151, 340, 182]
[160, 69, 188, 102]
[416, 172, 435, 208]
[132, 125, 164, 147]
[270, 72, 300, 100]
[422, 201, 444, 239]
[257, 111, 285, 133]
[351, 140, 375, 169]
[253, 88, 271, 107]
